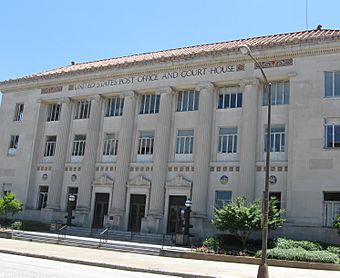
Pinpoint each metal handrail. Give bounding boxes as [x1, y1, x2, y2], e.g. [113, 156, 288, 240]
[99, 227, 109, 244]
[57, 225, 67, 241]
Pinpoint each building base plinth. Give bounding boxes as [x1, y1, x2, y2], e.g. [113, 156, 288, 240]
[73, 208, 90, 227]
[107, 209, 125, 230]
[141, 212, 163, 233]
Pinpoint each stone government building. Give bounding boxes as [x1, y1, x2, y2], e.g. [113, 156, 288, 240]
[1, 28, 340, 243]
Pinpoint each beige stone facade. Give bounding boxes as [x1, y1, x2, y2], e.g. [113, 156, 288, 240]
[1, 29, 340, 243]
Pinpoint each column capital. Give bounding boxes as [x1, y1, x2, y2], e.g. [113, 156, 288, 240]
[58, 97, 71, 105]
[121, 90, 136, 98]
[195, 82, 214, 92]
[156, 86, 173, 95]
[288, 71, 298, 77]
[87, 94, 102, 102]
[239, 78, 260, 88]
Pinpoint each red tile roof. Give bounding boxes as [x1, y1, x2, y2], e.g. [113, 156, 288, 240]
[2, 28, 340, 86]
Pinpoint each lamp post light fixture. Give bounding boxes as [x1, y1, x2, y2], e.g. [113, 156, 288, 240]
[239, 44, 272, 278]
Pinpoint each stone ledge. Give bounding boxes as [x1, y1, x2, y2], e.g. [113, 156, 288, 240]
[160, 250, 340, 271]
[0, 230, 12, 239]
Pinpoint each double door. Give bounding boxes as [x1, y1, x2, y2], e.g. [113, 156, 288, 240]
[128, 194, 146, 232]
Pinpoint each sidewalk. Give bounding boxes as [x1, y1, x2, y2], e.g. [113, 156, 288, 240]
[0, 238, 339, 278]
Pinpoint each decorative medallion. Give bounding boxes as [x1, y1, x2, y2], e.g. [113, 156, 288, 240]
[71, 174, 77, 182]
[42, 173, 48, 180]
[269, 175, 277, 185]
[220, 175, 229, 185]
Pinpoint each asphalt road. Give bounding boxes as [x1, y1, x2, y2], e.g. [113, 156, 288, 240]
[0, 253, 179, 278]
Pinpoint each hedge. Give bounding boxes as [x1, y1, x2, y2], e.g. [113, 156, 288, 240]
[274, 238, 322, 251]
[256, 248, 339, 264]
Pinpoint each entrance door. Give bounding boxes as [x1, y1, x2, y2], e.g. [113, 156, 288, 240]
[167, 196, 187, 234]
[92, 193, 109, 229]
[128, 194, 146, 232]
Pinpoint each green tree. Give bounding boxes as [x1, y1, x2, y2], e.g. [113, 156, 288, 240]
[213, 196, 284, 251]
[335, 211, 340, 236]
[0, 193, 23, 224]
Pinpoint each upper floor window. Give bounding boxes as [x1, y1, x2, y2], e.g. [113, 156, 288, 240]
[103, 133, 118, 156]
[13, 103, 24, 122]
[74, 100, 91, 119]
[324, 121, 340, 148]
[218, 127, 238, 154]
[47, 103, 61, 121]
[72, 134, 86, 156]
[44, 136, 57, 157]
[325, 72, 340, 97]
[176, 90, 199, 112]
[264, 126, 285, 160]
[215, 191, 232, 209]
[140, 94, 160, 114]
[8, 135, 19, 156]
[176, 129, 194, 154]
[105, 97, 124, 117]
[217, 87, 242, 109]
[263, 81, 289, 105]
[137, 131, 154, 155]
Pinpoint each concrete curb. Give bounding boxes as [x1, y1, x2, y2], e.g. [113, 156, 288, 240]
[0, 249, 216, 278]
[160, 250, 340, 272]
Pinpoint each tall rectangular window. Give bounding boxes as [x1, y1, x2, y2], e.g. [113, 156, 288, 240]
[176, 129, 194, 154]
[105, 97, 124, 117]
[263, 81, 289, 105]
[218, 87, 242, 109]
[72, 134, 86, 156]
[176, 90, 199, 112]
[74, 100, 91, 119]
[215, 191, 232, 209]
[103, 133, 118, 156]
[47, 103, 61, 121]
[264, 126, 285, 160]
[8, 135, 19, 156]
[324, 123, 340, 148]
[137, 131, 154, 155]
[325, 72, 340, 97]
[13, 103, 24, 122]
[44, 136, 57, 157]
[218, 127, 238, 154]
[323, 192, 340, 227]
[139, 94, 160, 114]
[38, 186, 48, 210]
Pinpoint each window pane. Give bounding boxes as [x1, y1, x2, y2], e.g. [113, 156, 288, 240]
[325, 72, 333, 97]
[218, 94, 223, 109]
[176, 93, 182, 111]
[237, 93, 242, 107]
[335, 72, 340, 97]
[183, 92, 189, 111]
[188, 91, 194, 111]
[194, 91, 199, 110]
[224, 94, 230, 108]
[230, 94, 236, 108]
[326, 126, 333, 148]
[334, 126, 340, 147]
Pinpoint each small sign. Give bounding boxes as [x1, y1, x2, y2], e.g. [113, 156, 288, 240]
[220, 175, 229, 185]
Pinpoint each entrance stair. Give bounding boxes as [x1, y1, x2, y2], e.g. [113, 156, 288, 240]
[11, 228, 178, 255]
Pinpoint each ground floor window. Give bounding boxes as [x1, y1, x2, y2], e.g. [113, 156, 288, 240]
[38, 186, 49, 210]
[323, 192, 340, 227]
[215, 191, 232, 209]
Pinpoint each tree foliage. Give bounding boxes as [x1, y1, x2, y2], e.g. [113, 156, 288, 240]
[213, 196, 285, 250]
[0, 193, 23, 224]
[335, 211, 340, 236]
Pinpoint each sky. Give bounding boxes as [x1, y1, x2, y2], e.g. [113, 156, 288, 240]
[0, 0, 339, 103]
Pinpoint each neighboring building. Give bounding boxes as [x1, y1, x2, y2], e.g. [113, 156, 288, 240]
[1, 28, 340, 243]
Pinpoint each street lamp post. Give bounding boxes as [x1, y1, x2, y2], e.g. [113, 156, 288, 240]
[239, 44, 272, 278]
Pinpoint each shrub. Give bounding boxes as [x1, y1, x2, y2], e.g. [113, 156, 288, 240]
[10, 221, 22, 230]
[327, 246, 340, 257]
[335, 211, 340, 236]
[274, 238, 323, 251]
[256, 248, 339, 264]
[202, 236, 221, 252]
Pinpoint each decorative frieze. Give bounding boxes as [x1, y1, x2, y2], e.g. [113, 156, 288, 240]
[41, 86, 63, 94]
[254, 58, 293, 69]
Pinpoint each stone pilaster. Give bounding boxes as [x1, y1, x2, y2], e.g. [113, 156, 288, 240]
[238, 78, 260, 202]
[46, 98, 73, 210]
[26, 99, 48, 209]
[75, 95, 102, 225]
[110, 91, 136, 229]
[142, 87, 173, 233]
[191, 83, 214, 235]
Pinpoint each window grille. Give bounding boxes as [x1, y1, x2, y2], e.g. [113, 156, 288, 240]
[325, 71, 340, 97]
[218, 127, 237, 153]
[263, 81, 289, 105]
[38, 186, 48, 210]
[176, 90, 199, 112]
[103, 133, 118, 155]
[325, 123, 340, 148]
[264, 126, 285, 153]
[215, 191, 232, 209]
[176, 130, 194, 154]
[47, 103, 61, 121]
[72, 135, 86, 156]
[8, 135, 19, 155]
[218, 87, 242, 109]
[44, 136, 57, 157]
[74, 100, 91, 119]
[139, 94, 160, 114]
[137, 131, 154, 155]
[13, 103, 24, 122]
[105, 97, 124, 117]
